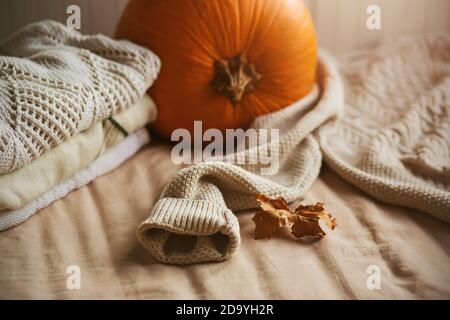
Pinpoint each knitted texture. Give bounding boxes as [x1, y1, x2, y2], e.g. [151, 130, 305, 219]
[0, 128, 150, 231]
[137, 53, 344, 265]
[0, 20, 160, 175]
[0, 95, 157, 211]
[318, 35, 450, 223]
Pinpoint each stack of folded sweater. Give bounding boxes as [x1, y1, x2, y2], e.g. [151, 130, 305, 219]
[0, 21, 160, 231]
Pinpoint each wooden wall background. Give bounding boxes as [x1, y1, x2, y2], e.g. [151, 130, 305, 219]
[0, 0, 449, 56]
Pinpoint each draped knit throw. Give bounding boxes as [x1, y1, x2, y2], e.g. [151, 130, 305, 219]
[138, 35, 450, 265]
[318, 35, 450, 224]
[0, 20, 160, 175]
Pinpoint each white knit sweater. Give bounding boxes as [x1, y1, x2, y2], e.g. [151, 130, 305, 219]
[138, 53, 344, 265]
[0, 21, 160, 175]
[138, 35, 450, 265]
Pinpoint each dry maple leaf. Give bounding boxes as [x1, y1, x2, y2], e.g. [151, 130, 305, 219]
[252, 194, 290, 239]
[252, 195, 336, 240]
[290, 202, 337, 238]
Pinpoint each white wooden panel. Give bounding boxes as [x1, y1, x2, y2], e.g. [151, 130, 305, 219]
[0, 0, 449, 56]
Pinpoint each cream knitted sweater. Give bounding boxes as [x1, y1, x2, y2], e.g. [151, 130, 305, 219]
[138, 35, 450, 265]
[138, 53, 344, 265]
[0, 21, 160, 175]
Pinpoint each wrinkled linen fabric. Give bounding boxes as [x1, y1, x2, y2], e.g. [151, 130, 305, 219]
[0, 143, 448, 299]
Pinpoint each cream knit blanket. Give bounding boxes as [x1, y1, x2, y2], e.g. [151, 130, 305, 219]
[318, 35, 450, 223]
[0, 21, 160, 175]
[138, 35, 450, 265]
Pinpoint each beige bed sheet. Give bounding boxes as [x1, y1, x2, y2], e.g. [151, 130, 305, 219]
[0, 140, 449, 299]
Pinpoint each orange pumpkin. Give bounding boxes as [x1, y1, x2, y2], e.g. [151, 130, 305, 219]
[116, 0, 317, 139]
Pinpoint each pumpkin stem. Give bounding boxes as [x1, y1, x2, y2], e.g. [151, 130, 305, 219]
[212, 53, 261, 105]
